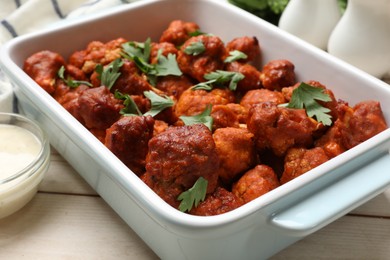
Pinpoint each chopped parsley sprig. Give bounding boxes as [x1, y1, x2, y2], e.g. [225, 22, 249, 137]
[115, 90, 174, 117]
[154, 50, 182, 77]
[121, 38, 182, 85]
[192, 70, 244, 91]
[114, 90, 142, 116]
[122, 38, 151, 62]
[143, 90, 174, 117]
[95, 58, 124, 90]
[188, 30, 207, 37]
[57, 66, 92, 88]
[179, 104, 213, 131]
[178, 177, 208, 212]
[183, 41, 206, 56]
[224, 50, 248, 63]
[286, 82, 333, 126]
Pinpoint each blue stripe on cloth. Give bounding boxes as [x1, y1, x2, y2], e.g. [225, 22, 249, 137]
[1, 20, 18, 37]
[15, 0, 22, 8]
[51, 0, 65, 19]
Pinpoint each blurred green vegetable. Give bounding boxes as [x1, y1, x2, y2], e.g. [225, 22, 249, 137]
[338, 0, 348, 14]
[228, 0, 289, 25]
[228, 0, 348, 25]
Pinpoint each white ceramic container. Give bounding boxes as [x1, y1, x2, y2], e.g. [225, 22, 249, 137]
[278, 0, 341, 50]
[328, 0, 390, 78]
[0, 112, 50, 219]
[0, 0, 390, 259]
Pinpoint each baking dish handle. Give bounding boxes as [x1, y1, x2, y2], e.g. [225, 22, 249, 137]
[269, 152, 390, 236]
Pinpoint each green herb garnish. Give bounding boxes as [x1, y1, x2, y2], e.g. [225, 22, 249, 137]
[122, 38, 154, 76]
[192, 70, 244, 91]
[122, 38, 151, 62]
[154, 50, 182, 77]
[114, 90, 142, 116]
[133, 55, 156, 75]
[115, 90, 174, 117]
[287, 82, 333, 126]
[57, 66, 92, 88]
[184, 41, 206, 56]
[188, 30, 207, 37]
[224, 50, 248, 63]
[143, 90, 174, 117]
[179, 104, 213, 131]
[122, 39, 182, 85]
[178, 177, 208, 212]
[191, 81, 214, 91]
[95, 58, 124, 90]
[204, 71, 244, 91]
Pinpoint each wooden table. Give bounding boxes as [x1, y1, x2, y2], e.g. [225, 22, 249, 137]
[0, 149, 389, 259]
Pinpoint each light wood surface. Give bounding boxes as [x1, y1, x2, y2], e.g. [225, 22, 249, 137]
[1, 146, 389, 259]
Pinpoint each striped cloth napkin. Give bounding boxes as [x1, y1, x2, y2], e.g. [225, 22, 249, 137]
[0, 0, 140, 46]
[0, 0, 140, 112]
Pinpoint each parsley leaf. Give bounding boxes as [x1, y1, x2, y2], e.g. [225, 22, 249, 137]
[191, 80, 215, 91]
[122, 38, 155, 76]
[188, 30, 207, 37]
[179, 104, 213, 131]
[178, 177, 208, 212]
[133, 56, 156, 75]
[115, 90, 174, 117]
[204, 70, 245, 91]
[192, 70, 244, 91]
[122, 38, 151, 62]
[122, 39, 182, 84]
[155, 50, 182, 77]
[57, 66, 92, 88]
[224, 50, 248, 63]
[143, 90, 174, 117]
[184, 41, 206, 56]
[287, 82, 333, 126]
[114, 90, 142, 116]
[95, 58, 124, 90]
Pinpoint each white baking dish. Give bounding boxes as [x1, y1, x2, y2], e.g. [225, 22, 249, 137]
[1, 0, 390, 259]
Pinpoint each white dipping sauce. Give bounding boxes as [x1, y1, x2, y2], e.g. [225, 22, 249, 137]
[0, 124, 41, 179]
[0, 122, 48, 219]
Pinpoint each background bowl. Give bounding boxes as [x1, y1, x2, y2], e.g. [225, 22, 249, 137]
[0, 112, 50, 219]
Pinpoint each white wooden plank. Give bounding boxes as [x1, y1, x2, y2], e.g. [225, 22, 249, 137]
[0, 193, 158, 260]
[39, 148, 97, 195]
[272, 215, 390, 259]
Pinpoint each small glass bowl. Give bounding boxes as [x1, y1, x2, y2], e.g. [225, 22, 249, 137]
[0, 112, 50, 219]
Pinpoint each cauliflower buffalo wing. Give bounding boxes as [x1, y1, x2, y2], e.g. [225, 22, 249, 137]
[232, 165, 280, 203]
[105, 115, 155, 176]
[144, 124, 219, 208]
